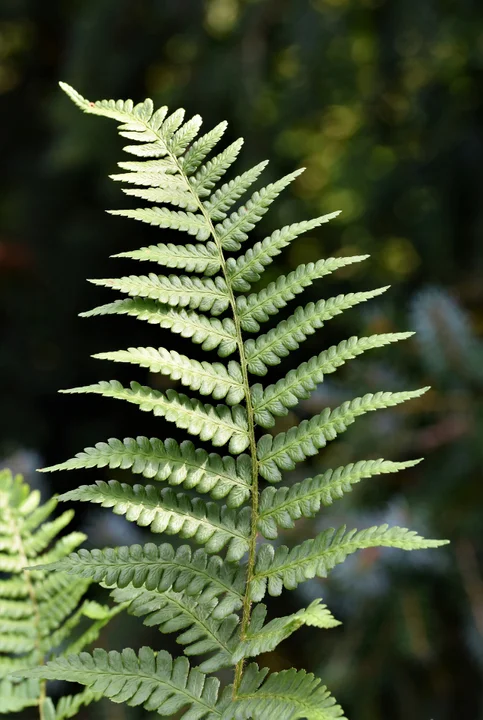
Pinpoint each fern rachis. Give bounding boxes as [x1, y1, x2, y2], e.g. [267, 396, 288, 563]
[18, 84, 449, 720]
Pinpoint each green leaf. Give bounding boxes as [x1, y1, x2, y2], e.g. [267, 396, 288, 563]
[39, 543, 245, 614]
[257, 388, 429, 482]
[191, 138, 244, 197]
[258, 459, 423, 539]
[203, 161, 268, 221]
[80, 299, 237, 356]
[112, 241, 221, 275]
[251, 525, 449, 600]
[226, 212, 340, 292]
[61, 382, 250, 454]
[245, 287, 389, 375]
[22, 646, 227, 718]
[181, 121, 228, 175]
[216, 170, 304, 252]
[93, 347, 245, 404]
[108, 206, 211, 240]
[252, 332, 414, 426]
[62, 482, 251, 561]
[43, 437, 251, 507]
[89, 273, 229, 315]
[226, 663, 346, 720]
[111, 585, 239, 672]
[232, 600, 340, 662]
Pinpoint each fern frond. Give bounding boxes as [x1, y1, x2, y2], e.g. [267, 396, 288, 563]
[232, 600, 340, 662]
[0, 679, 40, 713]
[181, 121, 228, 175]
[121, 185, 199, 210]
[252, 332, 414, 426]
[257, 388, 429, 482]
[110, 159, 178, 185]
[112, 241, 221, 275]
[191, 138, 244, 197]
[225, 663, 345, 720]
[215, 170, 304, 252]
[62, 381, 249, 453]
[108, 207, 211, 240]
[62, 482, 251, 561]
[43, 543, 245, 614]
[54, 688, 101, 720]
[89, 273, 229, 315]
[250, 525, 448, 600]
[43, 437, 251, 507]
[21, 646, 228, 718]
[226, 212, 340, 292]
[258, 459, 422, 539]
[245, 288, 389, 375]
[111, 585, 239, 672]
[204, 161, 269, 221]
[93, 348, 244, 404]
[237, 256, 368, 332]
[81, 299, 237, 356]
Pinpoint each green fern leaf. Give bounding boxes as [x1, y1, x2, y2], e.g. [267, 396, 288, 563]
[43, 436, 251, 507]
[21, 646, 228, 718]
[191, 138, 244, 197]
[225, 663, 346, 720]
[89, 273, 229, 314]
[258, 459, 422, 539]
[54, 688, 101, 720]
[40, 543, 245, 615]
[232, 600, 340, 662]
[112, 241, 221, 275]
[257, 388, 429, 482]
[215, 170, 304, 252]
[111, 585, 239, 672]
[204, 161, 269, 221]
[181, 121, 228, 175]
[0, 679, 40, 713]
[62, 381, 249, 453]
[61, 482, 250, 560]
[93, 348, 244, 404]
[120, 185, 199, 211]
[237, 255, 368, 332]
[250, 525, 448, 600]
[81, 299, 237, 356]
[226, 212, 340, 292]
[245, 287, 389, 374]
[252, 332, 414, 426]
[108, 206, 211, 240]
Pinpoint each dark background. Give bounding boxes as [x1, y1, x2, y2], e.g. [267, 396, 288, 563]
[1, 1, 483, 718]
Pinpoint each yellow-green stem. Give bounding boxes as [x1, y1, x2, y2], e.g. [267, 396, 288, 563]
[166, 148, 259, 697]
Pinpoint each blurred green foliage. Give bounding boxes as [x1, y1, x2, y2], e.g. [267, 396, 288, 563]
[1, 1, 482, 718]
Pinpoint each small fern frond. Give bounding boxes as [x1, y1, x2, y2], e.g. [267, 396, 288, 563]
[181, 121, 227, 175]
[43, 437, 251, 507]
[257, 388, 429, 482]
[61, 482, 251, 560]
[111, 585, 239, 672]
[53, 688, 101, 720]
[89, 273, 229, 315]
[232, 600, 340, 662]
[62, 381, 250, 453]
[121, 184, 199, 210]
[225, 663, 345, 720]
[245, 287, 389, 375]
[92, 348, 245, 404]
[0, 678, 40, 713]
[42, 543, 245, 614]
[108, 206, 211, 240]
[112, 241, 221, 275]
[250, 525, 448, 601]
[258, 459, 422, 539]
[226, 213, 340, 292]
[252, 332, 414, 426]
[81, 299, 238, 356]
[204, 161, 269, 221]
[215, 170, 304, 251]
[237, 256, 368, 332]
[21, 646, 228, 718]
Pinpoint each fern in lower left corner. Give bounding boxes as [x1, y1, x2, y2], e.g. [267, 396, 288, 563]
[0, 469, 121, 719]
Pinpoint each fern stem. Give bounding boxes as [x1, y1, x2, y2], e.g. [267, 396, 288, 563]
[5, 505, 47, 718]
[164, 148, 259, 696]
